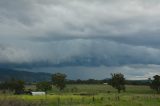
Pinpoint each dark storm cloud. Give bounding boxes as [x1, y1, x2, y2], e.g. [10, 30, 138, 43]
[1, 0, 160, 79]
[1, 39, 160, 67]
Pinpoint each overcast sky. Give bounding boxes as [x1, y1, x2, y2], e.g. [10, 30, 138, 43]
[1, 0, 160, 80]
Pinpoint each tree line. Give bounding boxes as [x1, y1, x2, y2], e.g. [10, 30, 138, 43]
[0, 73, 66, 94]
[0, 73, 160, 94]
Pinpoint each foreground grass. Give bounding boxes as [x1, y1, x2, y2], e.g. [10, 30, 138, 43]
[0, 85, 159, 106]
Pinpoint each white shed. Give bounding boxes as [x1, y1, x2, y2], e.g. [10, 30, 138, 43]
[103, 83, 108, 85]
[31, 92, 46, 96]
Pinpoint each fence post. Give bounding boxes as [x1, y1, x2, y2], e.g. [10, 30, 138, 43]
[70, 97, 73, 106]
[92, 96, 95, 102]
[81, 97, 84, 103]
[57, 97, 60, 106]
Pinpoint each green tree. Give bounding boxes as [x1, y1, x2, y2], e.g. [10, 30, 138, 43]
[109, 73, 125, 93]
[7, 78, 16, 91]
[52, 73, 67, 91]
[150, 75, 160, 93]
[0, 79, 25, 94]
[14, 80, 25, 94]
[36, 81, 52, 92]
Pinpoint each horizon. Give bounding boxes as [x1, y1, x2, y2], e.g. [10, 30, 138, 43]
[1, 0, 160, 80]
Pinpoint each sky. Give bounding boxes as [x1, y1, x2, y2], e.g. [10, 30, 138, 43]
[0, 0, 160, 80]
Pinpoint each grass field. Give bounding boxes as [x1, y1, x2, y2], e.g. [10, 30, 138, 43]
[0, 84, 160, 106]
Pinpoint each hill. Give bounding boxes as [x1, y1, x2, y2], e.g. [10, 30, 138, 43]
[0, 68, 51, 82]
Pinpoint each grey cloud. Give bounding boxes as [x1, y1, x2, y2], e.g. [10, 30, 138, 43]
[0, 44, 32, 64]
[1, 0, 160, 79]
[1, 0, 160, 41]
[1, 39, 160, 68]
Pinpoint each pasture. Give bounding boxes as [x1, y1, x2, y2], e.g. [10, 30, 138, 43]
[0, 84, 160, 106]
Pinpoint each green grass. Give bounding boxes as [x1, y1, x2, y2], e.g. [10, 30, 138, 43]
[0, 84, 160, 106]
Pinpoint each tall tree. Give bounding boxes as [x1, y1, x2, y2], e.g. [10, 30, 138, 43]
[150, 75, 160, 93]
[109, 73, 125, 93]
[0, 79, 25, 94]
[52, 73, 67, 91]
[36, 81, 52, 92]
[14, 80, 25, 94]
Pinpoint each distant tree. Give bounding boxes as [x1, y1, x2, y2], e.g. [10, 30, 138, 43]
[52, 73, 67, 91]
[14, 80, 25, 94]
[0, 81, 9, 92]
[109, 73, 125, 93]
[2, 78, 16, 92]
[150, 75, 160, 93]
[76, 79, 82, 84]
[36, 81, 52, 92]
[0, 79, 25, 94]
